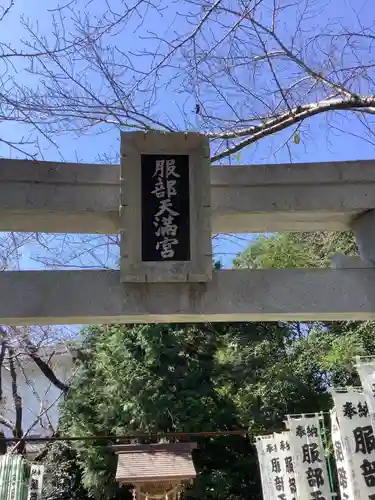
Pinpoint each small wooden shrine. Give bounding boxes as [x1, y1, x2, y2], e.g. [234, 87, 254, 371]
[113, 442, 197, 500]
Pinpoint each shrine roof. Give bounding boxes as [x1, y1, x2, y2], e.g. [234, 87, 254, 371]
[114, 442, 197, 484]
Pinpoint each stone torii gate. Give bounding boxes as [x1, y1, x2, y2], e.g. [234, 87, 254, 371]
[1, 131, 375, 325]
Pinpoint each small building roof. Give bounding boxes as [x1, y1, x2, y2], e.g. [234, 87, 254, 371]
[114, 442, 197, 484]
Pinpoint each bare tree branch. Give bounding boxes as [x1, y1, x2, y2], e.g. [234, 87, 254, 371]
[209, 95, 375, 162]
[9, 391, 65, 454]
[0, 1, 14, 23]
[7, 344, 24, 453]
[18, 335, 69, 394]
[0, 0, 371, 162]
[0, 340, 6, 403]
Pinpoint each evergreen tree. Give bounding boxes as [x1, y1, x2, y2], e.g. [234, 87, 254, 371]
[41, 441, 91, 500]
[59, 322, 290, 499]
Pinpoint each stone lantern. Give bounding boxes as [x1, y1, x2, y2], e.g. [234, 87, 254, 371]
[113, 442, 197, 500]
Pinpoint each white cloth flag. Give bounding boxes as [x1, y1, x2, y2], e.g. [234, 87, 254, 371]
[287, 415, 331, 500]
[256, 436, 272, 500]
[356, 359, 375, 418]
[332, 387, 375, 500]
[273, 432, 297, 500]
[27, 464, 44, 500]
[330, 407, 356, 500]
[255, 433, 296, 500]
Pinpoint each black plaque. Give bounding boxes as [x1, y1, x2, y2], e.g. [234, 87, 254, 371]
[141, 154, 191, 262]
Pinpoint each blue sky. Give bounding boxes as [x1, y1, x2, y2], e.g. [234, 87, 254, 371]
[0, 0, 374, 270]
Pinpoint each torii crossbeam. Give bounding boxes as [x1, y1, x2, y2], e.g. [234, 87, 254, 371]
[2, 131, 375, 325]
[1, 157, 375, 234]
[2, 269, 375, 325]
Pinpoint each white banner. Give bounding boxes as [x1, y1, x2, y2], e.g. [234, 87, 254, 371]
[255, 432, 296, 500]
[2, 455, 24, 500]
[27, 464, 44, 500]
[330, 407, 356, 500]
[255, 435, 272, 500]
[286, 415, 331, 500]
[355, 358, 375, 417]
[273, 432, 297, 500]
[332, 387, 375, 500]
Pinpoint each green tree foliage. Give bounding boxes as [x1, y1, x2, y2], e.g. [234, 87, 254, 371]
[233, 230, 374, 387]
[41, 441, 90, 500]
[57, 321, 330, 500]
[233, 231, 357, 269]
[59, 323, 269, 499]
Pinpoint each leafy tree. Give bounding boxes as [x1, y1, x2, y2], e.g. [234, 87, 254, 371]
[58, 322, 300, 500]
[41, 441, 91, 500]
[233, 231, 357, 269]
[233, 230, 373, 387]
[58, 318, 352, 500]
